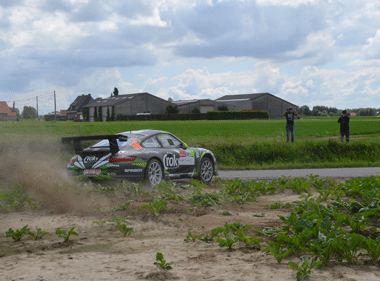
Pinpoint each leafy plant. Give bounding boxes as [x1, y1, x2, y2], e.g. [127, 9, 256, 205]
[108, 216, 127, 227]
[56, 227, 78, 242]
[263, 239, 292, 263]
[117, 224, 133, 237]
[154, 252, 173, 270]
[288, 256, 322, 281]
[5, 225, 30, 241]
[28, 228, 49, 240]
[93, 219, 108, 226]
[219, 210, 237, 216]
[363, 235, 380, 263]
[138, 198, 167, 217]
[109, 200, 134, 212]
[216, 233, 238, 251]
[337, 233, 365, 264]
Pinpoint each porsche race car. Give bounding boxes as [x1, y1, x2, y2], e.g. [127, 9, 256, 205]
[62, 129, 218, 185]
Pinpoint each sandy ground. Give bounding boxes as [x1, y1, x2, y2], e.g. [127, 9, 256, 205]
[1, 188, 380, 281]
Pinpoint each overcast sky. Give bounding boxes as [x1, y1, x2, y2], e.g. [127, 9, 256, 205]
[1, 0, 380, 114]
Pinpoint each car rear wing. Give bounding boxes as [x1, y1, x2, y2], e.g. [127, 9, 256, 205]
[61, 135, 127, 155]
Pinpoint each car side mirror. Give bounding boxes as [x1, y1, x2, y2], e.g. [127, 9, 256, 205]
[182, 143, 188, 149]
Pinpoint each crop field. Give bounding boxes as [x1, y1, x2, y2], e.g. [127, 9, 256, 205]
[1, 118, 380, 280]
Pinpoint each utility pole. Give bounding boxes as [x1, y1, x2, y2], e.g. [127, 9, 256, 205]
[36, 96, 38, 120]
[54, 91, 56, 122]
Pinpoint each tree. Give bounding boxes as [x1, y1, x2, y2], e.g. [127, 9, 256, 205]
[83, 107, 89, 121]
[21, 106, 38, 119]
[165, 105, 179, 114]
[299, 105, 311, 116]
[113, 87, 119, 96]
[11, 107, 20, 117]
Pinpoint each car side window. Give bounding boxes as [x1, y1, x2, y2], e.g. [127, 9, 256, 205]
[156, 134, 181, 148]
[142, 136, 160, 148]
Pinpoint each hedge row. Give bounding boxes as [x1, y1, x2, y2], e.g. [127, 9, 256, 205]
[117, 111, 269, 121]
[206, 111, 269, 120]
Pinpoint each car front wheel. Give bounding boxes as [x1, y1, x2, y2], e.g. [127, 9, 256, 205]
[198, 157, 214, 183]
[144, 159, 164, 186]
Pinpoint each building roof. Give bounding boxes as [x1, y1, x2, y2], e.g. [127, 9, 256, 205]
[172, 99, 215, 106]
[216, 93, 267, 101]
[67, 94, 94, 113]
[0, 102, 17, 116]
[84, 92, 168, 107]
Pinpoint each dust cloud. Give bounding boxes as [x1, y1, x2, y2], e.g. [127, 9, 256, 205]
[0, 137, 94, 214]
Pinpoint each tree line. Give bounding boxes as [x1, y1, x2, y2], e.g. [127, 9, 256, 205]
[298, 105, 379, 117]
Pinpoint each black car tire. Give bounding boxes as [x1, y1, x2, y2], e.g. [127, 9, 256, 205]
[198, 157, 214, 183]
[144, 159, 164, 186]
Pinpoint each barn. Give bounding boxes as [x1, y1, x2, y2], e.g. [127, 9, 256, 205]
[216, 93, 298, 119]
[84, 92, 173, 122]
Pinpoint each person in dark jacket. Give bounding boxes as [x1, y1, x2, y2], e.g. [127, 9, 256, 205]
[338, 110, 350, 142]
[282, 107, 298, 143]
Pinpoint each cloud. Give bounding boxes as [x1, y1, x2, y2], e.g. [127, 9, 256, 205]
[363, 30, 380, 59]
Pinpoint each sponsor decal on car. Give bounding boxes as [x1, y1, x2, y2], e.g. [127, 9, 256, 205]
[84, 156, 98, 163]
[131, 141, 142, 150]
[179, 157, 195, 165]
[163, 153, 179, 169]
[124, 169, 143, 173]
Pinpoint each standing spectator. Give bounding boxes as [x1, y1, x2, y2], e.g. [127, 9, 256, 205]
[282, 107, 299, 143]
[338, 110, 350, 142]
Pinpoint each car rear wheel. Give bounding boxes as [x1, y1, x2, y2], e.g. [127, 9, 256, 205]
[144, 159, 164, 186]
[198, 157, 214, 183]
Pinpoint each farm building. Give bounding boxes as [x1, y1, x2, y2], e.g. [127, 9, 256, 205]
[66, 94, 94, 121]
[216, 93, 298, 119]
[84, 92, 173, 122]
[171, 99, 219, 114]
[0, 102, 17, 121]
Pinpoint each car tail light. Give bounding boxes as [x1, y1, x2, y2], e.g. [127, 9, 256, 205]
[70, 156, 78, 164]
[109, 155, 135, 162]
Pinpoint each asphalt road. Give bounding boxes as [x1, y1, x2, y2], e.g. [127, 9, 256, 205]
[217, 167, 380, 180]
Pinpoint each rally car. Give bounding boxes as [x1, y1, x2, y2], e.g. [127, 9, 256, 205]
[62, 129, 218, 185]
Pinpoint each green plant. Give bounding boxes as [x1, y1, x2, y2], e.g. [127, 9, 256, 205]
[108, 216, 127, 227]
[216, 233, 238, 251]
[28, 228, 49, 240]
[154, 252, 173, 270]
[337, 233, 365, 264]
[56, 227, 78, 242]
[117, 224, 133, 237]
[5, 225, 30, 241]
[263, 239, 292, 263]
[109, 201, 134, 212]
[218, 210, 237, 216]
[363, 235, 380, 263]
[138, 198, 167, 217]
[288, 256, 322, 281]
[93, 220, 108, 226]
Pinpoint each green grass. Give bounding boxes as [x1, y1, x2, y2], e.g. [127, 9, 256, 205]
[1, 117, 380, 170]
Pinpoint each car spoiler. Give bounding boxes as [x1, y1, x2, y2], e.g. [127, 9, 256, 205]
[61, 135, 127, 155]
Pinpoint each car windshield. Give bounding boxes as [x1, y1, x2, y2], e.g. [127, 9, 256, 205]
[92, 133, 145, 148]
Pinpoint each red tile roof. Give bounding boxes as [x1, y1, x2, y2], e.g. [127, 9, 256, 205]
[0, 102, 16, 116]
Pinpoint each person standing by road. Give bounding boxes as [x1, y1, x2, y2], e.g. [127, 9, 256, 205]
[282, 107, 298, 143]
[338, 110, 350, 142]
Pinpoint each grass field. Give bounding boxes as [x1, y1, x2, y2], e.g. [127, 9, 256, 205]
[1, 117, 380, 169]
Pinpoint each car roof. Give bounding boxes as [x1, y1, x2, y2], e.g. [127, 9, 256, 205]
[117, 129, 170, 137]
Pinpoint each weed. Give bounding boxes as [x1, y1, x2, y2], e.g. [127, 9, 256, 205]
[108, 216, 127, 227]
[154, 252, 173, 270]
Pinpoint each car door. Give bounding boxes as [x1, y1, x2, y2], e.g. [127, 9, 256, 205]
[155, 133, 195, 174]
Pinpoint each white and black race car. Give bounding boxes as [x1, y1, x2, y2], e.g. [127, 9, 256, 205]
[62, 129, 218, 185]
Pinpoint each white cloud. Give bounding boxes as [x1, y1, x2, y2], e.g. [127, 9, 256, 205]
[363, 30, 380, 58]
